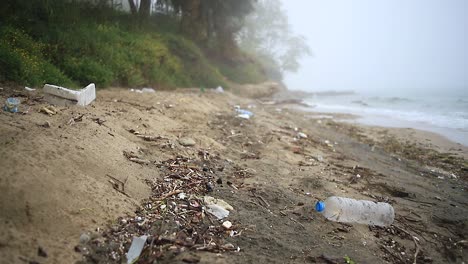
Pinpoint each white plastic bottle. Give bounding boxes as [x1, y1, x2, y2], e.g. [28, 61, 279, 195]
[315, 196, 395, 226]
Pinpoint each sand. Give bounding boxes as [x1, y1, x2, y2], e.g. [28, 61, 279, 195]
[0, 86, 467, 263]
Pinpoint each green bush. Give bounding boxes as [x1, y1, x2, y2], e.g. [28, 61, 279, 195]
[61, 57, 115, 87]
[0, 1, 268, 89]
[0, 26, 73, 87]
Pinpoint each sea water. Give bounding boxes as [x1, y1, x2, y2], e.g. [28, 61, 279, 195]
[303, 92, 468, 146]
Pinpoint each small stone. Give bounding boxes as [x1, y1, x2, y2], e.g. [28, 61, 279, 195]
[297, 132, 308, 139]
[216, 178, 223, 184]
[206, 182, 214, 192]
[79, 233, 91, 244]
[222, 221, 232, 229]
[179, 138, 196, 147]
[222, 243, 235, 250]
[38, 246, 47, 258]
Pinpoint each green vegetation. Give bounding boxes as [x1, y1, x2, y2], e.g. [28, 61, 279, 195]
[0, 26, 74, 87]
[0, 0, 265, 88]
[344, 255, 357, 264]
[0, 0, 306, 88]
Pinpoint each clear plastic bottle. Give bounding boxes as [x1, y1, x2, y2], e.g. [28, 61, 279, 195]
[315, 196, 394, 226]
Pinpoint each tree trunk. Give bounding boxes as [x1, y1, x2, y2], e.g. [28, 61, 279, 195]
[180, 0, 205, 41]
[139, 0, 151, 19]
[128, 0, 137, 15]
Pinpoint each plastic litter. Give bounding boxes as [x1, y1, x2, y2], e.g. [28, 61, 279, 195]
[79, 233, 91, 244]
[141, 88, 156, 93]
[315, 196, 394, 226]
[215, 86, 224, 93]
[236, 109, 253, 119]
[25, 86, 36, 91]
[204, 196, 234, 220]
[44, 83, 95, 106]
[222, 221, 232, 229]
[130, 88, 156, 93]
[4, 98, 20, 113]
[206, 205, 229, 219]
[126, 235, 148, 264]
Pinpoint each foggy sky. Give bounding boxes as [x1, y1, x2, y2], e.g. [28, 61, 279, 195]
[281, 0, 468, 96]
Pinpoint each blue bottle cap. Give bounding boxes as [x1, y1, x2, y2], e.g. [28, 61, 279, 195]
[315, 201, 325, 212]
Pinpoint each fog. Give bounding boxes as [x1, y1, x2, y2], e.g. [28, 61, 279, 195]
[281, 0, 468, 96]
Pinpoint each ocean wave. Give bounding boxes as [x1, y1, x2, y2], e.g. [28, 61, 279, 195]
[310, 103, 468, 131]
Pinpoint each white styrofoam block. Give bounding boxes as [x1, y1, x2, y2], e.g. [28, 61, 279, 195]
[43, 83, 96, 106]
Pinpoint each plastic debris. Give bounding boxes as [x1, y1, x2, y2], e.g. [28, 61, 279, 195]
[3, 98, 20, 113]
[44, 83, 96, 106]
[222, 221, 232, 229]
[236, 109, 253, 119]
[215, 86, 224, 93]
[79, 233, 91, 244]
[25, 86, 36, 91]
[131, 88, 156, 93]
[206, 205, 229, 219]
[126, 235, 148, 264]
[204, 196, 234, 220]
[316, 196, 394, 226]
[141, 88, 156, 93]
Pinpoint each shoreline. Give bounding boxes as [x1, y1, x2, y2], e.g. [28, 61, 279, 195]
[294, 104, 468, 148]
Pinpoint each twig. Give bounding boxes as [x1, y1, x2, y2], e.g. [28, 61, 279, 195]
[413, 237, 420, 264]
[250, 191, 270, 207]
[227, 133, 243, 139]
[129, 157, 151, 165]
[289, 217, 305, 229]
[404, 198, 436, 206]
[137, 135, 167, 141]
[106, 174, 131, 197]
[159, 190, 182, 200]
[381, 245, 405, 263]
[394, 225, 420, 264]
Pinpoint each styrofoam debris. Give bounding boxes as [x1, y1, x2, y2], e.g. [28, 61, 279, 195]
[222, 221, 232, 229]
[43, 83, 96, 106]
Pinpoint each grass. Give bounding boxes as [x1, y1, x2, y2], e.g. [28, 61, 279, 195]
[0, 1, 267, 89]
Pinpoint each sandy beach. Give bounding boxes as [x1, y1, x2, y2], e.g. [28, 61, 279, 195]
[0, 86, 467, 263]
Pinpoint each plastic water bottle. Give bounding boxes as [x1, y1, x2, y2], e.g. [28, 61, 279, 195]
[4, 98, 20, 113]
[315, 196, 394, 226]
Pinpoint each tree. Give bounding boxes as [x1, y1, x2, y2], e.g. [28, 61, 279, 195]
[165, 0, 255, 58]
[128, 0, 152, 18]
[237, 0, 311, 78]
